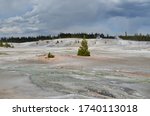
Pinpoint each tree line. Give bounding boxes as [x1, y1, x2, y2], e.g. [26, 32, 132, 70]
[1, 33, 150, 43]
[0, 35, 53, 43]
[0, 33, 115, 43]
[120, 34, 150, 41]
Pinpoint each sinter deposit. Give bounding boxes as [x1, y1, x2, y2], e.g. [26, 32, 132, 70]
[0, 38, 150, 99]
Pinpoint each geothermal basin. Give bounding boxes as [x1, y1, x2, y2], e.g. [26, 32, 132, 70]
[0, 38, 150, 99]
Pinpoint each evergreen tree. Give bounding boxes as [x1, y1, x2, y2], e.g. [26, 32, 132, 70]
[77, 38, 90, 56]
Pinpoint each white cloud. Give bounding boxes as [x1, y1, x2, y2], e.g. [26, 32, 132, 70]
[0, 26, 22, 33]
[0, 0, 150, 36]
[5, 16, 24, 24]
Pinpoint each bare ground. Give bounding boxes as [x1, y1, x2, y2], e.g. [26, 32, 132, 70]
[0, 39, 150, 99]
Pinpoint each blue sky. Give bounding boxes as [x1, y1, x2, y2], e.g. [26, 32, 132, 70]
[0, 0, 150, 37]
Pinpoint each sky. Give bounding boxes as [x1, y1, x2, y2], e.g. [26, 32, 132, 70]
[0, 0, 150, 37]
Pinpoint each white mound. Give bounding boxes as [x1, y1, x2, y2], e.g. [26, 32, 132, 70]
[14, 38, 150, 48]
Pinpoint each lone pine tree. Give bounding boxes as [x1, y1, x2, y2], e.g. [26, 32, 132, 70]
[77, 38, 90, 56]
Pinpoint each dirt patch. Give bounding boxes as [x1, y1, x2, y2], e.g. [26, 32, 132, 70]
[0, 89, 15, 98]
[117, 70, 150, 78]
[33, 54, 60, 63]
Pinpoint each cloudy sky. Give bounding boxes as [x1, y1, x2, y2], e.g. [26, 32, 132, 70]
[0, 0, 150, 37]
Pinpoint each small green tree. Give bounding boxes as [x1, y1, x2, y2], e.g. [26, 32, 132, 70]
[77, 38, 90, 56]
[0, 41, 14, 48]
[0, 41, 3, 47]
[48, 52, 55, 58]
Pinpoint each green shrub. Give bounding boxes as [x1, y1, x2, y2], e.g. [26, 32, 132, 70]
[56, 41, 59, 44]
[0, 42, 14, 48]
[77, 38, 90, 56]
[5, 42, 11, 48]
[0, 41, 3, 47]
[48, 52, 55, 58]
